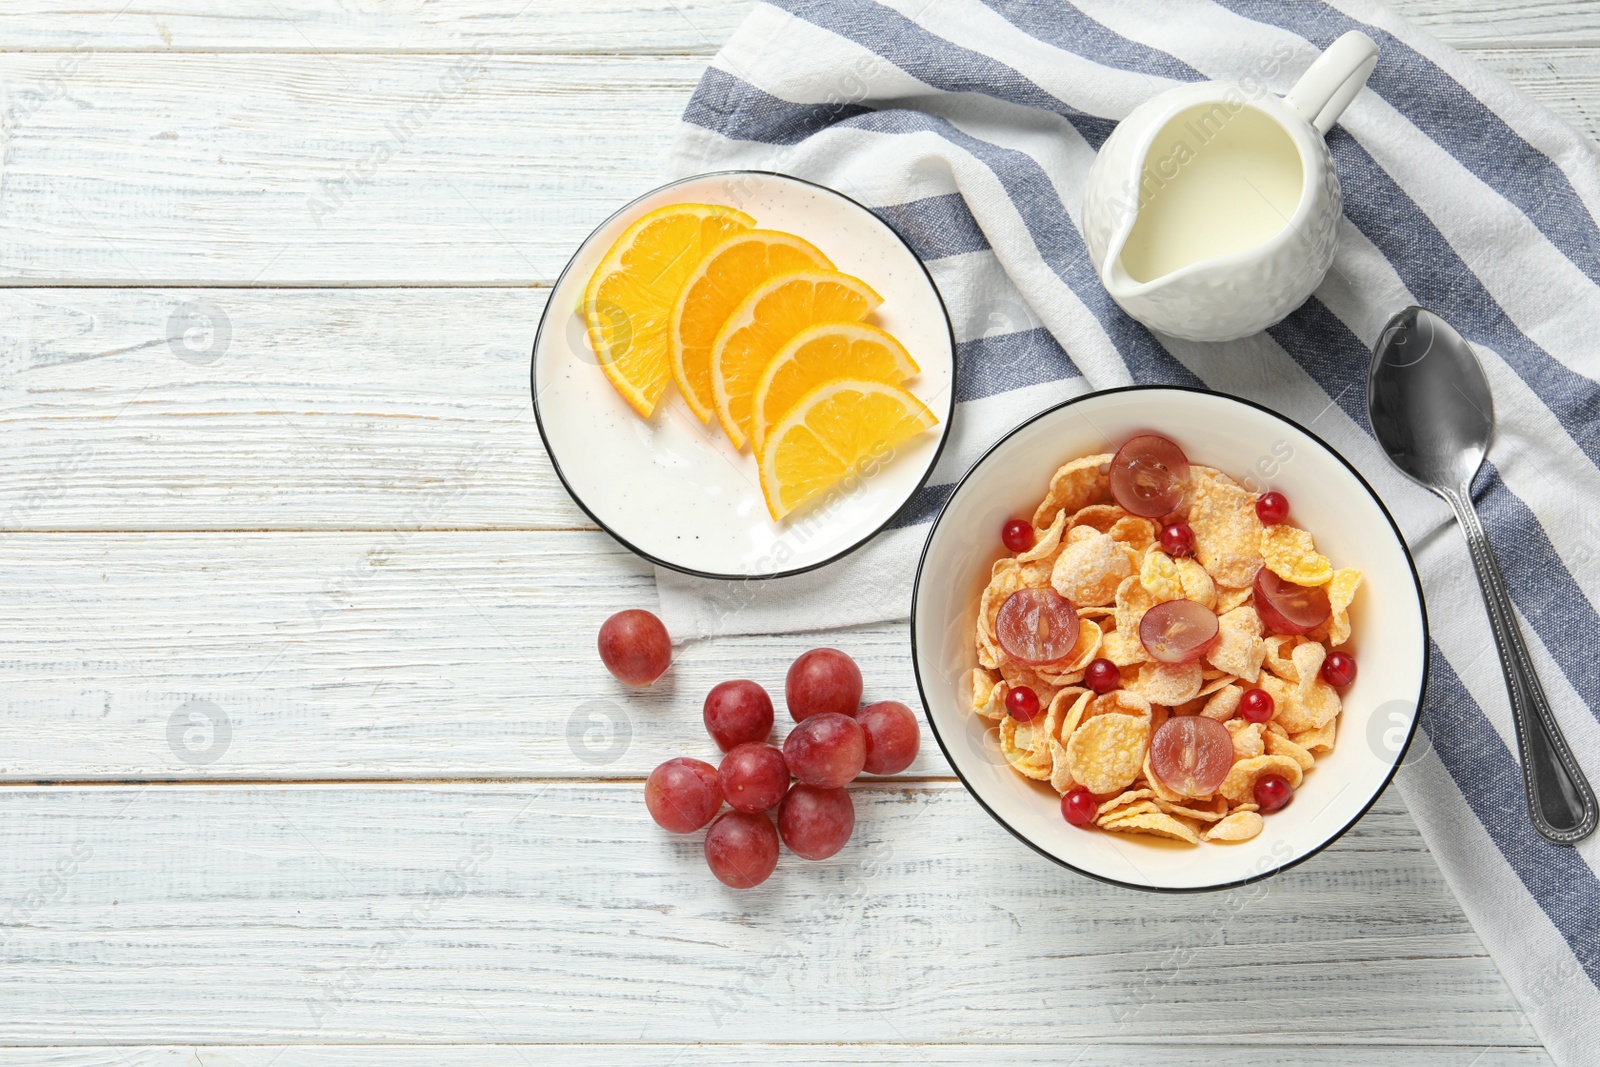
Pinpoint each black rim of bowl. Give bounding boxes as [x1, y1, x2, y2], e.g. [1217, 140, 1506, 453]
[529, 169, 958, 582]
[909, 384, 1430, 894]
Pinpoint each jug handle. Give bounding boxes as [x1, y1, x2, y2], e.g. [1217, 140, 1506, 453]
[1285, 30, 1380, 135]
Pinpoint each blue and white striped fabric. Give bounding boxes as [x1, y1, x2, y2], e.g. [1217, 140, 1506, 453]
[652, 2, 1600, 1056]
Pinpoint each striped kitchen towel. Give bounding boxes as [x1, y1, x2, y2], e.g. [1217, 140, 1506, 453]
[653, 1, 1600, 1059]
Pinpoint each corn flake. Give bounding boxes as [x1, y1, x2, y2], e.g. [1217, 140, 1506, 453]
[1134, 660, 1203, 707]
[1034, 454, 1112, 529]
[1188, 468, 1265, 587]
[1202, 811, 1264, 842]
[1140, 549, 1184, 602]
[1175, 557, 1217, 610]
[1065, 712, 1150, 794]
[1207, 605, 1265, 682]
[1218, 754, 1304, 803]
[1052, 530, 1133, 607]
[1202, 684, 1243, 721]
[1101, 811, 1201, 844]
[1325, 567, 1363, 646]
[1260, 524, 1334, 586]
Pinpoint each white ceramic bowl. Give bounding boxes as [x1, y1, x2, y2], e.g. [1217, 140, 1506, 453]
[911, 387, 1427, 892]
[531, 171, 955, 579]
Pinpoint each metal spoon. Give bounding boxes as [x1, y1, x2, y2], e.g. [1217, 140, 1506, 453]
[1369, 305, 1597, 844]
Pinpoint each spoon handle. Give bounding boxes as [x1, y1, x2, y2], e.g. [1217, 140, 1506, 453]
[1445, 486, 1598, 844]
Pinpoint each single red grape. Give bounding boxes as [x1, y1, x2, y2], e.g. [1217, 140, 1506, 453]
[1240, 687, 1275, 724]
[782, 711, 866, 788]
[856, 700, 920, 775]
[1159, 521, 1196, 558]
[645, 757, 721, 833]
[777, 784, 856, 860]
[597, 609, 671, 687]
[1139, 599, 1219, 664]
[1085, 658, 1120, 694]
[1110, 434, 1191, 517]
[704, 811, 779, 888]
[703, 679, 775, 751]
[995, 588, 1080, 665]
[1256, 491, 1289, 525]
[786, 648, 863, 721]
[1253, 569, 1331, 636]
[1321, 651, 1357, 688]
[1149, 716, 1234, 797]
[717, 743, 790, 814]
[1005, 685, 1040, 721]
[1254, 773, 1293, 813]
[1001, 519, 1035, 553]
[1062, 787, 1097, 826]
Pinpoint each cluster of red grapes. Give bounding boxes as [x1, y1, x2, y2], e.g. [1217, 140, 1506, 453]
[597, 611, 920, 889]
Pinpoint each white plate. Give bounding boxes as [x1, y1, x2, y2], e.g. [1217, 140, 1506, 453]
[531, 171, 955, 579]
[912, 387, 1427, 892]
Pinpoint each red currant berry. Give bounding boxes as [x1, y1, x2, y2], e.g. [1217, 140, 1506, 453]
[1084, 658, 1120, 694]
[1005, 685, 1040, 721]
[1158, 522, 1196, 558]
[1256, 491, 1289, 525]
[1254, 773, 1293, 812]
[1239, 688, 1275, 724]
[1001, 519, 1035, 554]
[1321, 651, 1357, 688]
[1062, 787, 1097, 826]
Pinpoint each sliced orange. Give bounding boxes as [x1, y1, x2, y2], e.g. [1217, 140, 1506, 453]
[757, 379, 939, 521]
[584, 203, 755, 417]
[669, 230, 832, 424]
[750, 321, 920, 453]
[710, 270, 882, 449]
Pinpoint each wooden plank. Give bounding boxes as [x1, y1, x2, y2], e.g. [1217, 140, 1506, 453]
[0, 0, 1591, 52]
[1389, 0, 1600, 46]
[0, 54, 701, 285]
[0, 1046, 1556, 1065]
[0, 530, 932, 780]
[0, 1, 754, 53]
[1469, 46, 1600, 143]
[0, 288, 587, 533]
[4, 45, 1600, 287]
[0, 783, 1533, 1045]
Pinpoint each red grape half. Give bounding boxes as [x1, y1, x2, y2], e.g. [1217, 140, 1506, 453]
[1149, 716, 1234, 797]
[996, 588, 1080, 665]
[1253, 568, 1331, 636]
[1139, 599, 1219, 664]
[1110, 434, 1190, 517]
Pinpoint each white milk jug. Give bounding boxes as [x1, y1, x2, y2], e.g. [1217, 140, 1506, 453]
[1082, 31, 1380, 342]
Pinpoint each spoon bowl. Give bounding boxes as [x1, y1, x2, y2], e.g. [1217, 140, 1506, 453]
[1369, 306, 1597, 844]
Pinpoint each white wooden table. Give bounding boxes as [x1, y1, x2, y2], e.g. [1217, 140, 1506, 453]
[1, 2, 1591, 1062]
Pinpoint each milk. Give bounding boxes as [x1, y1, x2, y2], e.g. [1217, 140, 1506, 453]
[1118, 104, 1306, 284]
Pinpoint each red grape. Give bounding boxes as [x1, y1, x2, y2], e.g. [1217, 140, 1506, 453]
[857, 700, 920, 774]
[1005, 685, 1040, 721]
[1240, 687, 1275, 724]
[1085, 658, 1120, 694]
[704, 811, 780, 888]
[1139, 599, 1219, 664]
[1062, 787, 1096, 826]
[1110, 434, 1191, 517]
[1253, 568, 1331, 636]
[1149, 716, 1235, 797]
[597, 609, 671, 687]
[1256, 491, 1289, 525]
[1001, 519, 1035, 553]
[1254, 773, 1293, 812]
[782, 712, 866, 788]
[1159, 522, 1196, 557]
[786, 648, 863, 721]
[1321, 651, 1357, 688]
[717, 743, 790, 814]
[777, 784, 856, 860]
[996, 588, 1080, 665]
[645, 757, 721, 833]
[703, 679, 775, 751]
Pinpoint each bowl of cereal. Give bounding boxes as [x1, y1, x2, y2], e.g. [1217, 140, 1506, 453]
[911, 386, 1426, 892]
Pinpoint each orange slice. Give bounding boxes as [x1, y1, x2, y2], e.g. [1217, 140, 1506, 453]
[710, 270, 882, 449]
[584, 203, 754, 417]
[750, 321, 920, 453]
[670, 230, 832, 424]
[757, 378, 939, 522]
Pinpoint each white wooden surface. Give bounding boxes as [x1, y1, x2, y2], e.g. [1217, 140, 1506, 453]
[0, 0, 1589, 1062]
